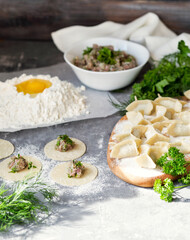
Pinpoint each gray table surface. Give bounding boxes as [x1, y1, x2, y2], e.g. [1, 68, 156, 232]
[0, 40, 189, 240]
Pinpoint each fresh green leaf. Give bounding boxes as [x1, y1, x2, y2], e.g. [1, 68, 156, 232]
[83, 47, 92, 55]
[130, 40, 190, 102]
[9, 167, 18, 173]
[28, 161, 33, 169]
[156, 147, 189, 176]
[97, 47, 116, 65]
[178, 40, 190, 56]
[154, 178, 174, 202]
[154, 147, 190, 202]
[155, 79, 169, 93]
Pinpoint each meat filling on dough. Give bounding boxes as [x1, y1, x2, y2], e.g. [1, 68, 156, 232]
[55, 135, 75, 152]
[8, 154, 28, 172]
[68, 160, 85, 178]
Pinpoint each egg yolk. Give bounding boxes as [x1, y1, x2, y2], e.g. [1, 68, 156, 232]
[16, 79, 52, 95]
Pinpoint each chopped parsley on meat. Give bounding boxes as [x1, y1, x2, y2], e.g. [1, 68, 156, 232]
[68, 160, 85, 178]
[55, 135, 75, 152]
[73, 44, 137, 72]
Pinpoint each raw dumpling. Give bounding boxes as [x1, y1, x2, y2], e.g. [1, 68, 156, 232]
[126, 111, 146, 126]
[145, 125, 169, 145]
[114, 133, 139, 142]
[178, 111, 190, 124]
[126, 100, 153, 115]
[184, 89, 190, 99]
[131, 125, 148, 139]
[136, 154, 156, 169]
[154, 97, 182, 113]
[150, 116, 168, 124]
[167, 122, 190, 136]
[110, 139, 140, 159]
[155, 105, 167, 117]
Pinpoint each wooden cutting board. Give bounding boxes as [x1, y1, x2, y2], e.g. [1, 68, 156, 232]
[107, 115, 189, 188]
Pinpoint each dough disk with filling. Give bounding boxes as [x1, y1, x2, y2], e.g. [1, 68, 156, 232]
[0, 139, 14, 159]
[51, 162, 98, 186]
[0, 156, 42, 181]
[44, 138, 86, 161]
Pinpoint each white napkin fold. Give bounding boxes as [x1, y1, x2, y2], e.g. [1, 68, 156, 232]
[52, 12, 190, 61]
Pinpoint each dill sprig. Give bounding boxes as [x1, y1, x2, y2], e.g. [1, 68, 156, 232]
[108, 95, 129, 116]
[0, 175, 57, 231]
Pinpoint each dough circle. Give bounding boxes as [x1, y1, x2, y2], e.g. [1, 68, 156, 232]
[0, 139, 14, 159]
[0, 156, 42, 181]
[44, 138, 86, 161]
[50, 162, 98, 186]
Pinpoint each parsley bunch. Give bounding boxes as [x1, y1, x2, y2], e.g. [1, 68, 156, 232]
[154, 147, 190, 202]
[130, 40, 190, 102]
[154, 174, 190, 202]
[110, 40, 190, 115]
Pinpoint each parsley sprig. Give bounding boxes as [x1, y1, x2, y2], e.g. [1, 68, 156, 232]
[156, 147, 190, 176]
[154, 147, 190, 202]
[83, 47, 92, 55]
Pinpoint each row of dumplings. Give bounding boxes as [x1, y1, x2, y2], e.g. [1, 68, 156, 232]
[110, 93, 190, 169]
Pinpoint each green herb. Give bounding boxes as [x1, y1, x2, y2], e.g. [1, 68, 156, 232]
[9, 167, 18, 173]
[28, 161, 37, 170]
[108, 95, 129, 116]
[130, 40, 190, 102]
[28, 161, 33, 169]
[125, 57, 132, 62]
[154, 178, 174, 202]
[154, 147, 190, 202]
[17, 154, 20, 158]
[154, 174, 190, 202]
[74, 160, 82, 167]
[83, 47, 93, 55]
[156, 147, 190, 176]
[56, 140, 60, 146]
[58, 135, 74, 146]
[97, 47, 116, 65]
[110, 40, 190, 115]
[0, 175, 57, 231]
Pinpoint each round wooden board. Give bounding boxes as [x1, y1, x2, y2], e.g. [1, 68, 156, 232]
[107, 115, 190, 188]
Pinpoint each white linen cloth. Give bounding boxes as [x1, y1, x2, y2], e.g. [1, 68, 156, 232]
[51, 12, 190, 61]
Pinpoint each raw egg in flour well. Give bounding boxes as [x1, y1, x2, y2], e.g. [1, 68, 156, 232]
[16, 78, 52, 95]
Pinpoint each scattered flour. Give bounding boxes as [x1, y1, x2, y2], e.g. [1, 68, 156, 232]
[0, 74, 87, 131]
[98, 137, 103, 149]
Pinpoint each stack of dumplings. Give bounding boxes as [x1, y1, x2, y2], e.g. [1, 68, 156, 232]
[110, 91, 190, 169]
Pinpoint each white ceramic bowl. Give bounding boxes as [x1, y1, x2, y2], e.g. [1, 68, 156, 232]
[64, 37, 150, 91]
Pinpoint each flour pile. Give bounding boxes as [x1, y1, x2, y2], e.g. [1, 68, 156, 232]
[0, 74, 87, 131]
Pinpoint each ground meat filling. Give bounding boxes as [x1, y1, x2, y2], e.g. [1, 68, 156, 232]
[55, 135, 75, 152]
[73, 44, 137, 72]
[8, 154, 28, 172]
[68, 160, 85, 178]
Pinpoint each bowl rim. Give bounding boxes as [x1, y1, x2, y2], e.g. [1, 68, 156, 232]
[64, 37, 150, 75]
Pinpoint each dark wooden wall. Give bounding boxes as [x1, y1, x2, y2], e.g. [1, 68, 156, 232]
[0, 0, 189, 40]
